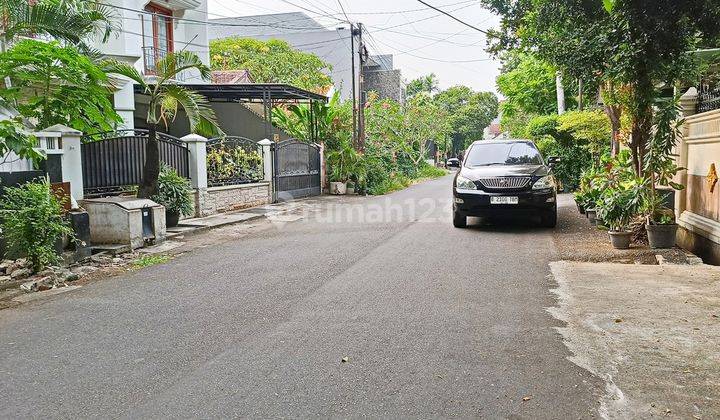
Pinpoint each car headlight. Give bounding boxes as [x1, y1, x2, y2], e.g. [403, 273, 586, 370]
[532, 175, 555, 190]
[455, 175, 477, 190]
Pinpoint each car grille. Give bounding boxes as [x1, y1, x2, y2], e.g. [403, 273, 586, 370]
[477, 177, 532, 190]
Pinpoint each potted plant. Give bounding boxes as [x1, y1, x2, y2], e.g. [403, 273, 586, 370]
[326, 138, 359, 195]
[573, 191, 586, 214]
[152, 165, 194, 227]
[643, 97, 685, 248]
[596, 178, 645, 249]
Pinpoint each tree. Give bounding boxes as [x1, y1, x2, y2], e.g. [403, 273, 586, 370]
[0, 40, 120, 133]
[405, 73, 439, 97]
[210, 38, 332, 93]
[495, 53, 573, 136]
[106, 51, 222, 198]
[271, 92, 352, 151]
[0, 0, 115, 51]
[481, 0, 720, 175]
[434, 85, 498, 151]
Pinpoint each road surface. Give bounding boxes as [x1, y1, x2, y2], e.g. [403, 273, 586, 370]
[0, 175, 601, 418]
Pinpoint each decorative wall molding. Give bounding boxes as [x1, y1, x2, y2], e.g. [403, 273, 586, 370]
[679, 211, 720, 245]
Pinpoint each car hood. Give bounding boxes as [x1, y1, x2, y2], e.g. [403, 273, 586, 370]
[460, 164, 549, 179]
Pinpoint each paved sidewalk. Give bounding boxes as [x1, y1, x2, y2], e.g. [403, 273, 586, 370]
[549, 195, 720, 419]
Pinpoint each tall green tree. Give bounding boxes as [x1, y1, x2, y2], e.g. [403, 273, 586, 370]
[481, 0, 720, 175]
[434, 86, 498, 152]
[405, 73, 439, 97]
[210, 38, 332, 93]
[107, 51, 222, 198]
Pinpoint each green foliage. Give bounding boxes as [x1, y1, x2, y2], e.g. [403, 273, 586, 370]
[271, 91, 352, 150]
[326, 135, 360, 183]
[496, 53, 575, 135]
[556, 110, 611, 157]
[132, 254, 170, 269]
[0, 0, 117, 47]
[433, 86, 498, 151]
[596, 177, 646, 231]
[206, 144, 263, 184]
[106, 51, 221, 198]
[0, 179, 73, 272]
[416, 164, 448, 179]
[643, 96, 685, 224]
[210, 38, 332, 92]
[0, 40, 121, 132]
[527, 110, 609, 190]
[152, 165, 194, 217]
[406, 73, 439, 97]
[0, 118, 44, 163]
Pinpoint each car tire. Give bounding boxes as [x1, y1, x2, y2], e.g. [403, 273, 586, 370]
[453, 210, 467, 228]
[541, 209, 557, 228]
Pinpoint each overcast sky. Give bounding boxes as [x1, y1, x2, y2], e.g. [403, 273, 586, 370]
[208, 0, 502, 94]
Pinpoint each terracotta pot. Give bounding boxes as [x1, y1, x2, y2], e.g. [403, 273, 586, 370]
[608, 231, 632, 249]
[646, 223, 678, 249]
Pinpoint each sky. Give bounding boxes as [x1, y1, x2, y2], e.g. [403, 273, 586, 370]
[208, 0, 502, 94]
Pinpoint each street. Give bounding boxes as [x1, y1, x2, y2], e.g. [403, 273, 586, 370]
[0, 175, 601, 418]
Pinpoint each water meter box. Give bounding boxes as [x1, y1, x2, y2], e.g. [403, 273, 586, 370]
[82, 197, 166, 250]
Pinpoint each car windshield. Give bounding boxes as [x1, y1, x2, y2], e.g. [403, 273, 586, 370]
[464, 142, 543, 167]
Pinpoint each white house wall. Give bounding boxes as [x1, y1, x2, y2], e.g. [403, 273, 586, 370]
[95, 0, 211, 129]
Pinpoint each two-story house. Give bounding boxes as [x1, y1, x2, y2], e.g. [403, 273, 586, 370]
[97, 0, 210, 129]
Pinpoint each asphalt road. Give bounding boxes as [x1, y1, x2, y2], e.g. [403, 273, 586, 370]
[0, 175, 601, 418]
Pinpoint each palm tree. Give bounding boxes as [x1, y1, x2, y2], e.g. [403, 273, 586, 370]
[106, 51, 222, 198]
[0, 0, 116, 52]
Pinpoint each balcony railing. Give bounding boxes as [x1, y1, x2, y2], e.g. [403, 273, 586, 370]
[142, 46, 167, 74]
[698, 83, 720, 114]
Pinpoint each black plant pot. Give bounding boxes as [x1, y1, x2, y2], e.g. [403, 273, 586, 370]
[608, 231, 632, 249]
[166, 211, 180, 228]
[577, 203, 586, 214]
[646, 223, 678, 249]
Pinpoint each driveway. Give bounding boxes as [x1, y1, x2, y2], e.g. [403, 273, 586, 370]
[0, 175, 601, 418]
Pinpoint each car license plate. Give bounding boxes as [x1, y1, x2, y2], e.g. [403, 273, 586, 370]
[490, 196, 519, 205]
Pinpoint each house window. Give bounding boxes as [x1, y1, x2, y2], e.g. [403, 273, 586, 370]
[142, 3, 174, 74]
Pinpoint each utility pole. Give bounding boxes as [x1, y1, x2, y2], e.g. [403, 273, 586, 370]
[578, 78, 584, 111]
[556, 71, 566, 115]
[349, 23, 357, 148]
[357, 22, 366, 152]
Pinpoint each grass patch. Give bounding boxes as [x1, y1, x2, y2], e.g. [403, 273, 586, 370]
[132, 254, 170, 268]
[416, 165, 449, 179]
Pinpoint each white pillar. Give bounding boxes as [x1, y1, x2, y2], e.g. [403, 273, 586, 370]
[182, 133, 208, 189]
[258, 139, 273, 182]
[44, 124, 84, 202]
[114, 80, 136, 130]
[182, 134, 208, 217]
[677, 87, 698, 219]
[556, 71, 566, 115]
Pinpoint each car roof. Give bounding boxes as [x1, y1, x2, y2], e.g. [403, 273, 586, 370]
[470, 139, 534, 146]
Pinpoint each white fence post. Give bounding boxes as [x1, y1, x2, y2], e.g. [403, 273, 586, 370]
[181, 134, 208, 217]
[43, 124, 84, 203]
[258, 139, 273, 182]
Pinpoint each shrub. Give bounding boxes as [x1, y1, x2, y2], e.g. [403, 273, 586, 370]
[152, 165, 194, 216]
[417, 164, 448, 178]
[0, 180, 73, 272]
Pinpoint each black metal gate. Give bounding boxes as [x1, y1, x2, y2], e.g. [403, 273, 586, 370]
[81, 129, 190, 196]
[272, 138, 321, 202]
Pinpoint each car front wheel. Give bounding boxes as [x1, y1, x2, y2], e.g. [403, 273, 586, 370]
[453, 210, 467, 228]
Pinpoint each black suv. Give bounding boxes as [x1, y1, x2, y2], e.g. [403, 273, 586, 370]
[452, 139, 558, 228]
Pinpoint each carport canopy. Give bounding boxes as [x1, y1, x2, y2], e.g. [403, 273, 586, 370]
[134, 83, 328, 139]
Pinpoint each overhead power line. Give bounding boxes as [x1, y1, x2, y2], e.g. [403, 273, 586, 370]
[413, 0, 490, 34]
